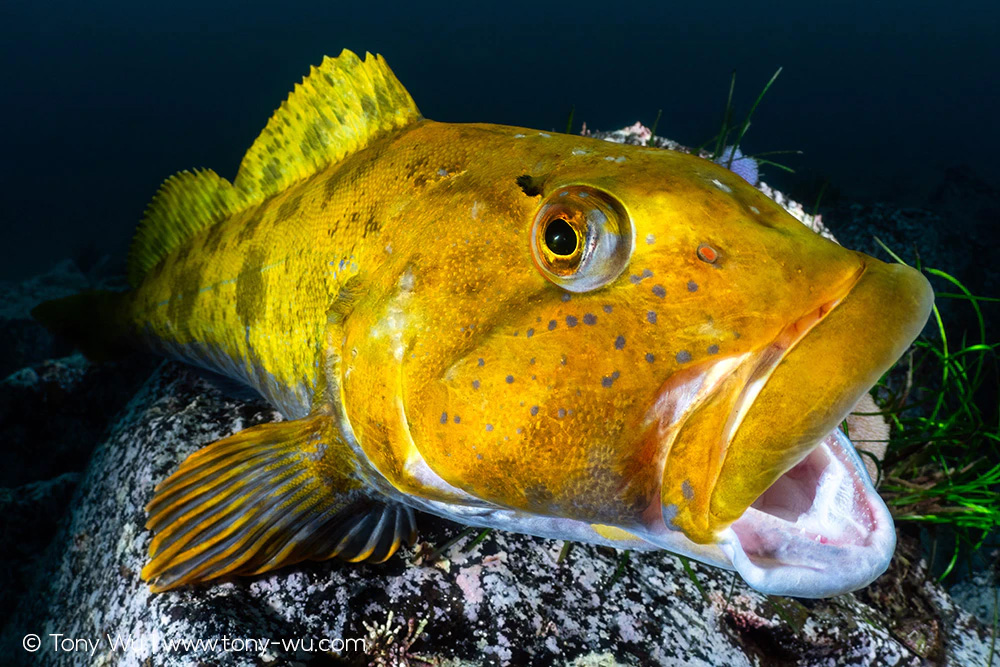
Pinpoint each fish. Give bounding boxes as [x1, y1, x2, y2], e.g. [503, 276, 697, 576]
[33, 49, 934, 598]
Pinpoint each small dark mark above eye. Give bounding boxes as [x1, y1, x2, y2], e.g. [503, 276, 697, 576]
[516, 174, 543, 197]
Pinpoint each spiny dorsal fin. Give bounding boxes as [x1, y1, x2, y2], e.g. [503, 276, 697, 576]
[127, 169, 245, 286]
[127, 50, 420, 287]
[233, 49, 421, 201]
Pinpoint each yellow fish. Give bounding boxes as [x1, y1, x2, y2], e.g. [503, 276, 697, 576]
[34, 50, 933, 597]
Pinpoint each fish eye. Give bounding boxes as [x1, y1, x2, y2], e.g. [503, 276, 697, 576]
[531, 186, 634, 293]
[543, 218, 578, 256]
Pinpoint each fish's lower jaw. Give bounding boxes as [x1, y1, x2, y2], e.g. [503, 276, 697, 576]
[718, 427, 896, 598]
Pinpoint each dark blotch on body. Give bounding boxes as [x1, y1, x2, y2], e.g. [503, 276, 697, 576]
[277, 194, 302, 222]
[235, 247, 268, 326]
[168, 258, 205, 327]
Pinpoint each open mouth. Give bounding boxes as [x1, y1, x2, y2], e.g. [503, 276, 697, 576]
[719, 425, 896, 597]
[644, 256, 931, 597]
[708, 267, 897, 597]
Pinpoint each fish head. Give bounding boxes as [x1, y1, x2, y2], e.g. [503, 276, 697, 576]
[340, 123, 932, 596]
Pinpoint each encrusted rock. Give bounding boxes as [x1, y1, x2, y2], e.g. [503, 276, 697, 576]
[5, 363, 994, 666]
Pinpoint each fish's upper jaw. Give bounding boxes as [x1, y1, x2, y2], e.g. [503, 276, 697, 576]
[706, 257, 932, 530]
[649, 257, 931, 596]
[719, 427, 895, 598]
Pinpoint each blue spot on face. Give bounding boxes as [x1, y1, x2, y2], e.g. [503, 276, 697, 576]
[454, 415, 461, 424]
[603, 304, 613, 313]
[440, 412, 448, 424]
[472, 379, 480, 389]
[652, 285, 666, 298]
[647, 311, 658, 324]
[707, 344, 719, 355]
[566, 315, 578, 327]
[687, 281, 699, 292]
[601, 370, 621, 388]
[530, 405, 539, 416]
[527, 328, 534, 338]
[676, 350, 692, 363]
[561, 293, 571, 302]
[478, 358, 485, 366]
[486, 424, 494, 432]
[506, 375, 514, 384]
[583, 313, 597, 325]
[548, 320, 557, 331]
[645, 353, 655, 363]
[557, 408, 566, 418]
[614, 335, 625, 350]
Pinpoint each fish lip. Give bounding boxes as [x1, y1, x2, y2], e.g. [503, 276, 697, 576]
[717, 427, 896, 598]
[718, 262, 867, 449]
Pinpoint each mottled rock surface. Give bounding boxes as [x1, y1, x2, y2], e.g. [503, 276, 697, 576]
[4, 363, 995, 666]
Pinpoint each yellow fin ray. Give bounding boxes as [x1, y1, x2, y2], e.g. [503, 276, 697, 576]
[126, 169, 245, 286]
[126, 49, 419, 287]
[142, 415, 417, 591]
[233, 49, 421, 201]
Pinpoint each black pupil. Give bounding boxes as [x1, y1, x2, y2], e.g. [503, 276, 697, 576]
[544, 218, 578, 256]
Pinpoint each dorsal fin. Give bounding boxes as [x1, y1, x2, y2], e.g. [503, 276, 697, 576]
[127, 49, 420, 287]
[127, 169, 245, 286]
[233, 48, 421, 200]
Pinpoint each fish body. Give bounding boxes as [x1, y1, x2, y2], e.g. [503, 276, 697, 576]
[34, 50, 933, 597]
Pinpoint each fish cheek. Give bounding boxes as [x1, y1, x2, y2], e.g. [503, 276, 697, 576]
[408, 341, 656, 525]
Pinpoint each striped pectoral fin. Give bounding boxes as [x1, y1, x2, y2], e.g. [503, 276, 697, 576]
[141, 415, 416, 592]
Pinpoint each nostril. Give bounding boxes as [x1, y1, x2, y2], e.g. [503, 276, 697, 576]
[697, 244, 719, 264]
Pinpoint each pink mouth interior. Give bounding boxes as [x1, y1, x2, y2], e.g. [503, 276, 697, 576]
[728, 429, 884, 569]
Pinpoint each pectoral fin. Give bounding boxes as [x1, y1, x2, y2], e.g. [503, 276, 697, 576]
[142, 414, 416, 592]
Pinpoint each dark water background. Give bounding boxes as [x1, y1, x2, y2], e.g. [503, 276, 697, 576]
[1, 0, 997, 282]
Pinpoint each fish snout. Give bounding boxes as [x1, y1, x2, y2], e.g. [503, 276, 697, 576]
[650, 256, 931, 596]
[707, 256, 933, 528]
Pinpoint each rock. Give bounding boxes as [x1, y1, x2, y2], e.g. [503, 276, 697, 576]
[5, 362, 995, 666]
[0, 353, 154, 488]
[0, 259, 127, 378]
[950, 550, 1000, 629]
[0, 473, 80, 630]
